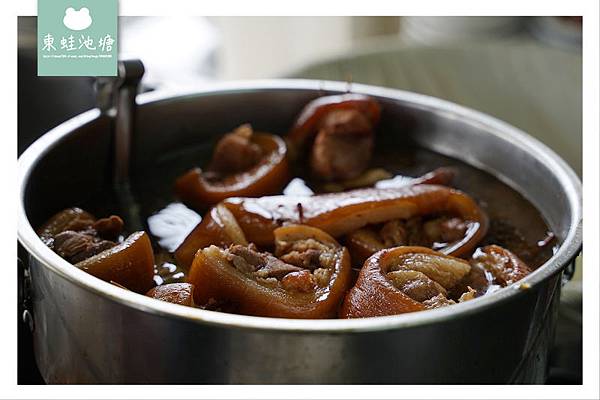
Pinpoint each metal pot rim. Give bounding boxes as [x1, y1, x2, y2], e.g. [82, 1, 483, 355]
[17, 79, 582, 333]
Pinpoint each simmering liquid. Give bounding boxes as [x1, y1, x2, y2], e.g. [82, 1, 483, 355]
[89, 143, 556, 285]
[91, 145, 557, 284]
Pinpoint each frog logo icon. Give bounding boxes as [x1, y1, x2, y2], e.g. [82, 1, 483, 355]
[63, 7, 93, 31]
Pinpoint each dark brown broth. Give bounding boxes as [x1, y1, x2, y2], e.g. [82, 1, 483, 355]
[117, 143, 555, 285]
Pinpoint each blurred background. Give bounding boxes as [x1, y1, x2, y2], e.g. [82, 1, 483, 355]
[18, 16, 582, 383]
[19, 16, 583, 173]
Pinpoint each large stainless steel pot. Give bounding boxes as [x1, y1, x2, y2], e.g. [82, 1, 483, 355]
[17, 80, 582, 384]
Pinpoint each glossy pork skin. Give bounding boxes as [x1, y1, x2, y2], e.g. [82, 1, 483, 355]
[287, 93, 381, 151]
[175, 128, 290, 209]
[340, 246, 471, 318]
[287, 93, 381, 182]
[187, 225, 352, 319]
[38, 208, 155, 293]
[76, 231, 155, 293]
[175, 184, 488, 268]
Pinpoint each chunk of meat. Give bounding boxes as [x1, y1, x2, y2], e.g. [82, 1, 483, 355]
[423, 294, 456, 309]
[175, 127, 290, 209]
[38, 207, 96, 246]
[208, 124, 263, 174]
[380, 217, 429, 248]
[281, 270, 316, 292]
[225, 244, 265, 273]
[470, 245, 532, 286]
[383, 216, 468, 249]
[346, 215, 472, 267]
[387, 251, 470, 289]
[189, 225, 352, 318]
[279, 249, 322, 270]
[38, 208, 125, 264]
[423, 217, 468, 244]
[387, 253, 478, 306]
[225, 244, 304, 279]
[146, 283, 196, 307]
[53, 230, 116, 264]
[276, 237, 335, 271]
[310, 109, 374, 181]
[93, 215, 124, 240]
[312, 268, 332, 287]
[386, 269, 447, 302]
[380, 219, 408, 247]
[255, 259, 305, 280]
[287, 93, 381, 151]
[340, 246, 471, 318]
[276, 237, 330, 254]
[39, 208, 154, 294]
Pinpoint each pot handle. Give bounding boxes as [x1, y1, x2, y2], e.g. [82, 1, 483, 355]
[113, 59, 145, 185]
[561, 254, 579, 285]
[94, 59, 145, 184]
[95, 59, 146, 231]
[18, 254, 34, 332]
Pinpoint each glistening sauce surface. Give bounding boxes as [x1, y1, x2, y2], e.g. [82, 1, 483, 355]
[102, 143, 556, 285]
